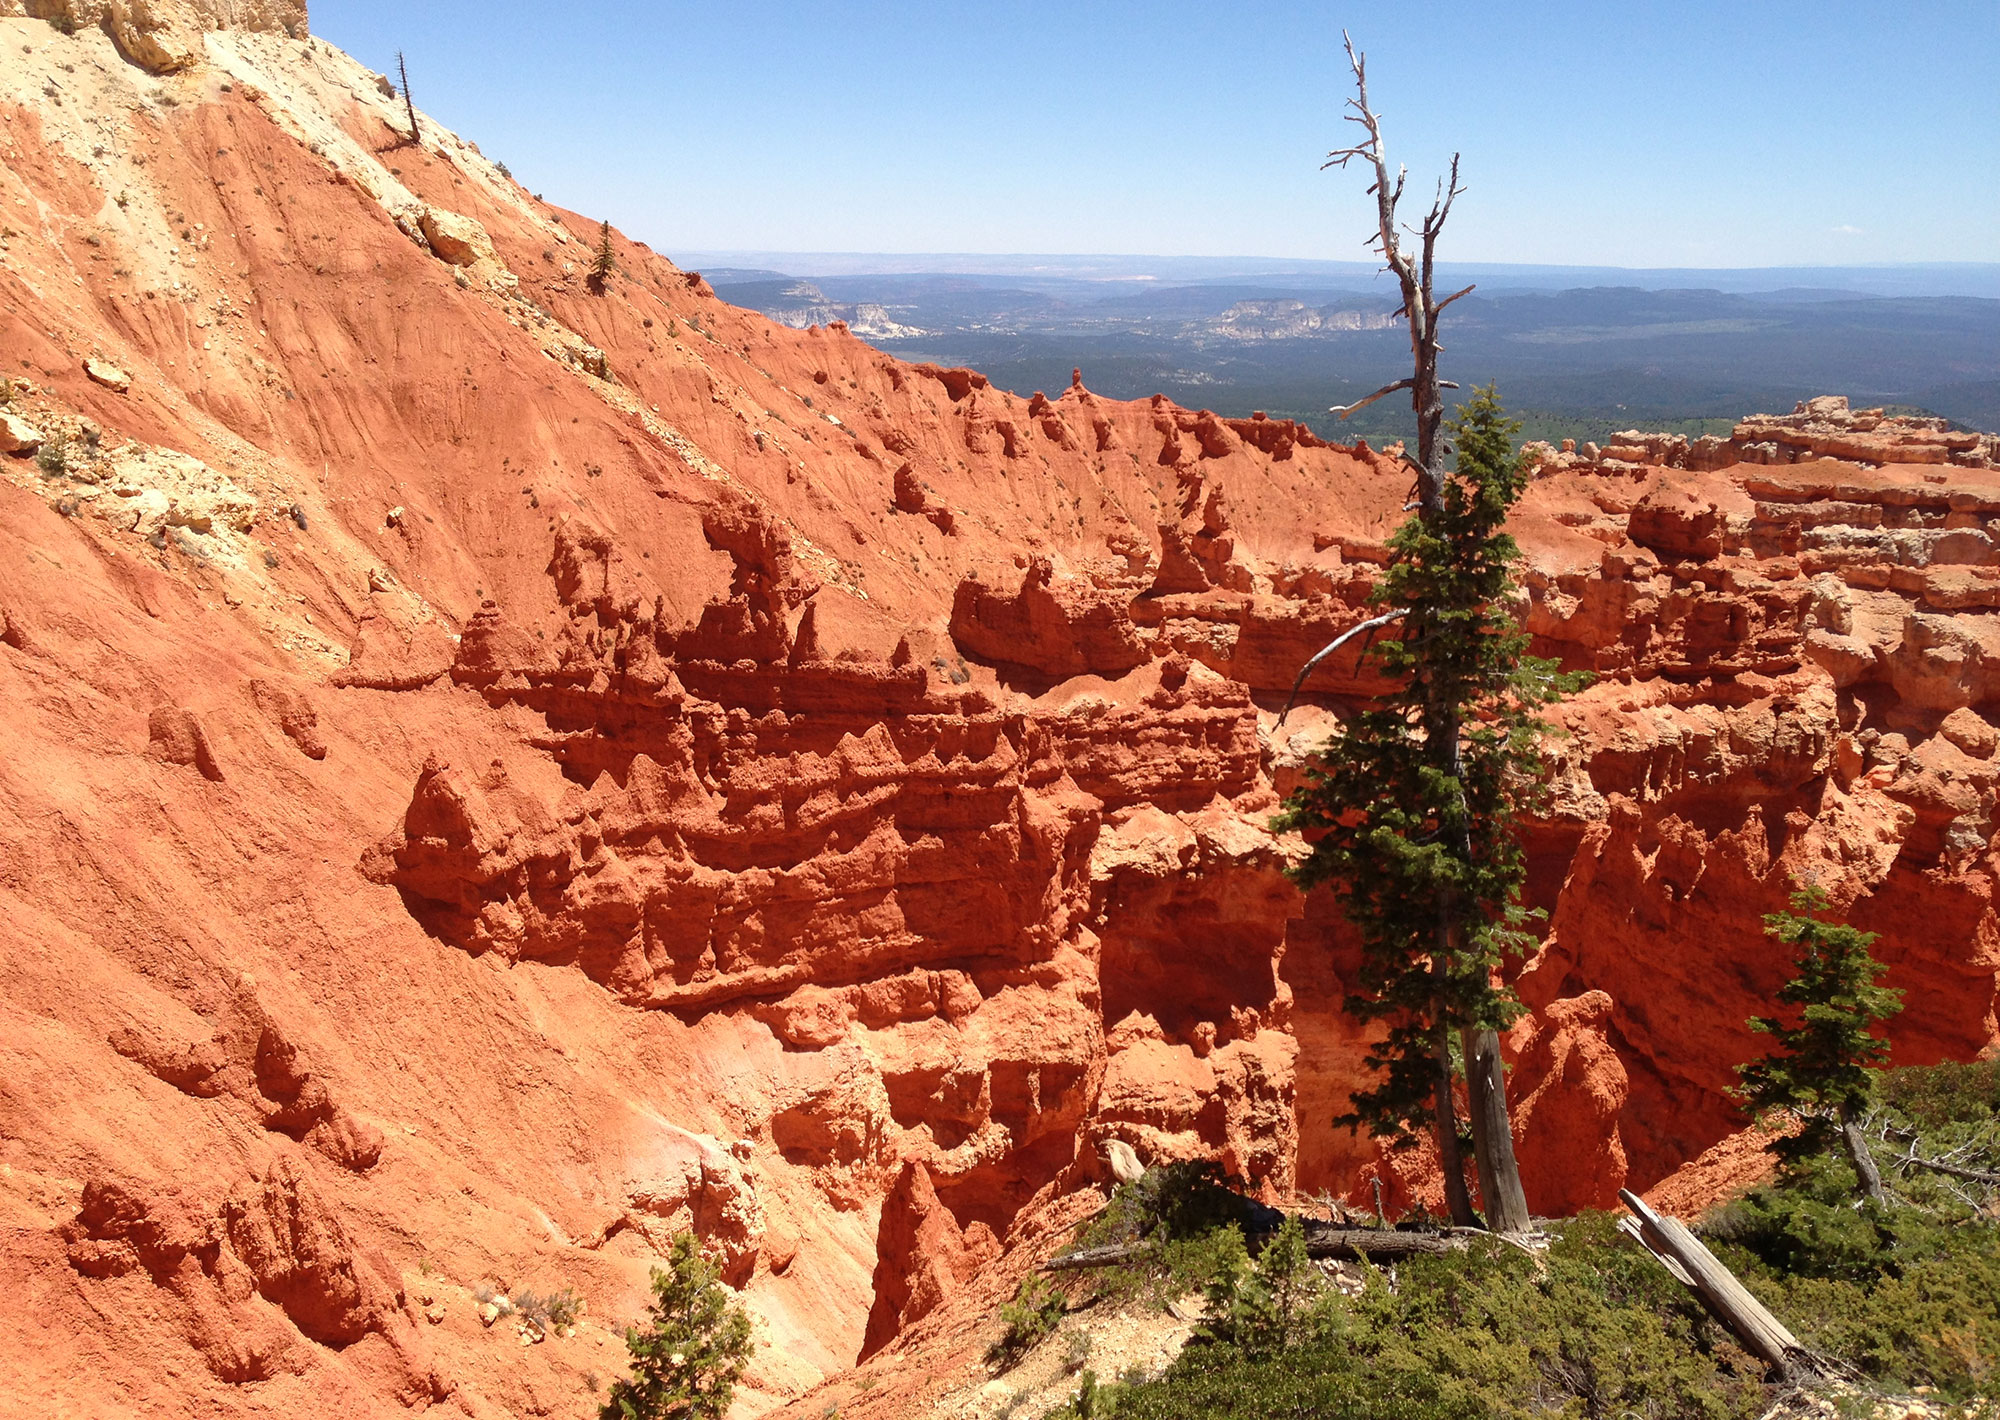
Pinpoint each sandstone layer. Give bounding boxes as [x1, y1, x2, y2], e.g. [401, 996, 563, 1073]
[0, 9, 1996, 1419]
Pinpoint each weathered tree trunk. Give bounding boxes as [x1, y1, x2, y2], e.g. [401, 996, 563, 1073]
[398, 52, 421, 146]
[1432, 704, 1529, 1232]
[1302, 1226, 1454, 1261]
[1618, 1190, 1830, 1383]
[1840, 1102, 1887, 1204]
[1431, 1015, 1477, 1227]
[1463, 1027, 1532, 1232]
[1419, 655, 1479, 1229]
[1045, 1228, 1454, 1273]
[1411, 335, 1443, 495]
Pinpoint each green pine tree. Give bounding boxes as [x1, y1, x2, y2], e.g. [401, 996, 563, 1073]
[1276, 386, 1586, 1227]
[1736, 885, 1904, 1204]
[600, 1233, 754, 1420]
[589, 219, 617, 293]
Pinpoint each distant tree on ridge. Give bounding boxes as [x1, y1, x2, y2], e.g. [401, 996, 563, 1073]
[589, 220, 617, 293]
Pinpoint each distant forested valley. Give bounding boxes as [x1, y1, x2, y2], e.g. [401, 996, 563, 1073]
[706, 259, 2000, 444]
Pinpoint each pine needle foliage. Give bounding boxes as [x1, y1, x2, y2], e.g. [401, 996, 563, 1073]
[1275, 386, 1586, 1143]
[988, 1276, 1067, 1368]
[1193, 1216, 1322, 1361]
[600, 1234, 753, 1420]
[1736, 886, 1904, 1186]
[589, 220, 617, 293]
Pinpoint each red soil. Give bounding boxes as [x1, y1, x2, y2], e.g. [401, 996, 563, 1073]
[1, 10, 1995, 1418]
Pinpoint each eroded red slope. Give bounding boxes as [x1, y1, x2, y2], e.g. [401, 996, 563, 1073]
[1, 11, 1997, 1419]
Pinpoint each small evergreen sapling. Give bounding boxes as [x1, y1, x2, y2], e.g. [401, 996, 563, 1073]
[988, 1276, 1065, 1368]
[1736, 885, 1904, 1203]
[601, 1234, 753, 1420]
[589, 220, 617, 293]
[1197, 1216, 1322, 1359]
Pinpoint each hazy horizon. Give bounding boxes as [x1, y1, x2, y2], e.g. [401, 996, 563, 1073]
[312, 1, 1999, 271]
[673, 251, 2000, 300]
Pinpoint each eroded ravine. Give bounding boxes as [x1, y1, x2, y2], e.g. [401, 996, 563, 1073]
[1, 7, 1997, 1417]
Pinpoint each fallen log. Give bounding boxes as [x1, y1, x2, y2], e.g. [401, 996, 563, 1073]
[1043, 1227, 1454, 1273]
[1042, 1243, 1148, 1272]
[1617, 1188, 1835, 1384]
[1303, 1226, 1456, 1261]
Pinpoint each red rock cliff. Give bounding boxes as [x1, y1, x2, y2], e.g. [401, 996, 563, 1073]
[0, 11, 1996, 1418]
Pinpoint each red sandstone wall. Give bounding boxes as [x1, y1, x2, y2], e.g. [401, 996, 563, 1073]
[0, 16, 1995, 1418]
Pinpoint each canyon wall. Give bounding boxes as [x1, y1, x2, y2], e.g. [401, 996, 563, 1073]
[0, 10, 1995, 1418]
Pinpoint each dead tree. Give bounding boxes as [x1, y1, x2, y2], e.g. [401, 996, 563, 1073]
[1300, 33, 1531, 1236]
[1618, 1190, 1839, 1384]
[1044, 1226, 1456, 1273]
[1321, 30, 1473, 498]
[398, 51, 421, 147]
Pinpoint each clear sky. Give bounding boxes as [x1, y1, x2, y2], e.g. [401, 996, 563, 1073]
[312, 1, 2000, 269]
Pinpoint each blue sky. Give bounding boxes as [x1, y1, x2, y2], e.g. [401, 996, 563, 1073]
[312, 1, 2000, 269]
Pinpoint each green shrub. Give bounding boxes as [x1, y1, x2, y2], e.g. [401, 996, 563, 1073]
[1061, 1342, 1483, 1420]
[1193, 1216, 1325, 1360]
[1047, 1062, 2000, 1419]
[1710, 1176, 2000, 1397]
[1879, 1058, 2000, 1129]
[1078, 1216, 1769, 1420]
[1069, 1160, 1269, 1301]
[1759, 1237, 2000, 1398]
[515, 1285, 584, 1331]
[1701, 1159, 1913, 1283]
[989, 1276, 1066, 1369]
[1699, 1060, 2000, 1400]
[35, 435, 72, 478]
[1095, 1160, 1251, 1245]
[545, 1287, 584, 1329]
[990, 1276, 1065, 1367]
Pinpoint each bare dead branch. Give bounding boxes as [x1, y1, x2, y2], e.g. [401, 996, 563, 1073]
[1893, 1150, 2000, 1186]
[1434, 284, 1476, 315]
[1329, 379, 1414, 418]
[1047, 1202, 1111, 1239]
[1276, 609, 1410, 725]
[1322, 35, 1474, 506]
